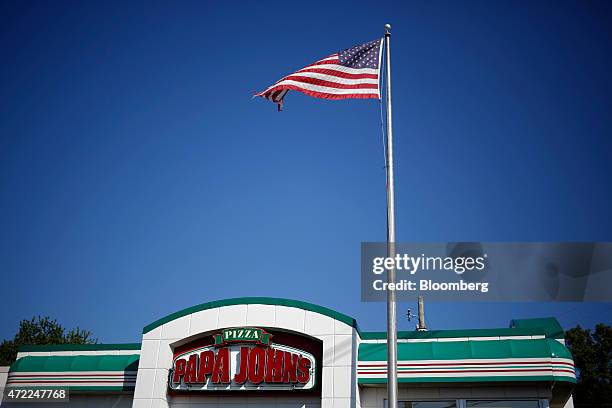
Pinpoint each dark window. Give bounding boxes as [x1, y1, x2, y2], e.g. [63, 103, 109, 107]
[466, 401, 540, 408]
[402, 401, 457, 408]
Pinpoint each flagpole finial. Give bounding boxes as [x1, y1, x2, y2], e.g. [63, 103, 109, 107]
[384, 23, 391, 34]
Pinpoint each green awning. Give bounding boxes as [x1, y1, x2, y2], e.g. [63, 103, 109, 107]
[10, 354, 139, 373]
[510, 317, 565, 339]
[7, 355, 139, 392]
[358, 339, 575, 385]
[359, 338, 572, 361]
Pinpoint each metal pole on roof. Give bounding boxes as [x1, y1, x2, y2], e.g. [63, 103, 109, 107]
[417, 295, 427, 331]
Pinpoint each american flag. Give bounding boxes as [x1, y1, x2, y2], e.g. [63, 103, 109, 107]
[257, 38, 383, 110]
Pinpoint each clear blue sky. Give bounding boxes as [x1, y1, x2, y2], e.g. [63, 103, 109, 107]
[1, 0, 611, 343]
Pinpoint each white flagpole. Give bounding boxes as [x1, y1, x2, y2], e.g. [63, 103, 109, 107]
[383, 23, 398, 408]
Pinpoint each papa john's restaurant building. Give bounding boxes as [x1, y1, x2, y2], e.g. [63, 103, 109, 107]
[0, 297, 576, 408]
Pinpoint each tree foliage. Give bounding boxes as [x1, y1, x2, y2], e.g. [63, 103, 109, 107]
[0, 316, 96, 366]
[565, 323, 612, 406]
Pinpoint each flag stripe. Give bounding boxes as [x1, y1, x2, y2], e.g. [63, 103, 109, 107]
[264, 81, 378, 95]
[270, 90, 282, 102]
[296, 64, 379, 76]
[273, 90, 287, 102]
[317, 54, 339, 61]
[296, 68, 379, 80]
[278, 75, 379, 90]
[269, 64, 379, 88]
[301, 56, 340, 68]
[262, 84, 379, 100]
[286, 71, 379, 84]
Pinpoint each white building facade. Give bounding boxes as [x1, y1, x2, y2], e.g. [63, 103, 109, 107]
[1, 298, 576, 408]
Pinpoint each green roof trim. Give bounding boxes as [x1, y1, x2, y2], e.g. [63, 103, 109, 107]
[19, 343, 141, 352]
[9, 355, 140, 373]
[358, 339, 573, 361]
[510, 317, 565, 339]
[142, 297, 360, 334]
[360, 327, 545, 340]
[359, 376, 577, 384]
[361, 317, 565, 340]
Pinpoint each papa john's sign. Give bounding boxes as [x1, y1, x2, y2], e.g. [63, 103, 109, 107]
[169, 327, 318, 392]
